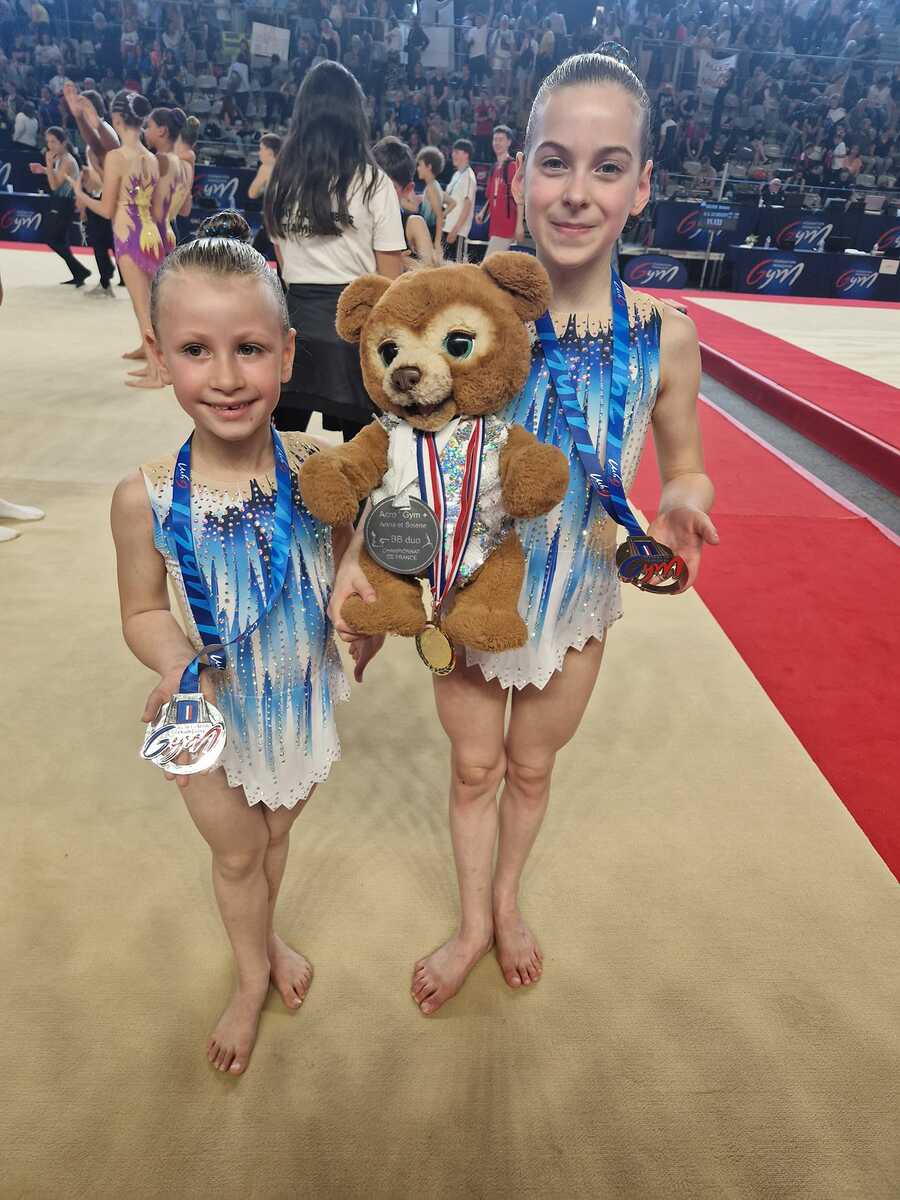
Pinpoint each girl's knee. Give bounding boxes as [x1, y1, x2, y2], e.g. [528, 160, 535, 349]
[213, 843, 267, 883]
[505, 755, 554, 805]
[451, 753, 507, 803]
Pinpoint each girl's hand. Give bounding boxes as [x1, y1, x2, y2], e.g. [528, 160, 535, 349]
[348, 634, 385, 683]
[646, 505, 719, 590]
[141, 664, 217, 790]
[329, 551, 376, 642]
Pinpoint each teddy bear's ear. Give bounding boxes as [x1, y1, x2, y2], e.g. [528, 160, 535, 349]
[481, 252, 551, 322]
[335, 275, 393, 343]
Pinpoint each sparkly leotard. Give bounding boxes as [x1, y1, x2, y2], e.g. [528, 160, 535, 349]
[114, 162, 165, 276]
[141, 433, 349, 810]
[465, 287, 663, 691]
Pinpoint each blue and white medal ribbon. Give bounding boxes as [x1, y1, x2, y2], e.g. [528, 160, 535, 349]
[534, 271, 687, 594]
[141, 426, 295, 773]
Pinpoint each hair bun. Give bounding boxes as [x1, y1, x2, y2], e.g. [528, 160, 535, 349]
[172, 107, 187, 131]
[130, 92, 151, 118]
[596, 41, 638, 74]
[197, 210, 252, 243]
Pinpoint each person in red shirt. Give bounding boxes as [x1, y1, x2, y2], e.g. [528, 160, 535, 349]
[473, 89, 497, 160]
[477, 124, 521, 257]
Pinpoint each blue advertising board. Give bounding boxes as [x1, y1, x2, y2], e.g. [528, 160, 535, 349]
[622, 253, 688, 289]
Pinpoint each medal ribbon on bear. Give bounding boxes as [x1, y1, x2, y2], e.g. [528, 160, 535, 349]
[413, 417, 485, 674]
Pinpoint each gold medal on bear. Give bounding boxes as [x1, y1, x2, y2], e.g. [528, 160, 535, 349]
[416, 623, 456, 675]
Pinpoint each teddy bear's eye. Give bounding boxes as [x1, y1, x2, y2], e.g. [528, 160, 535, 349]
[444, 331, 475, 360]
[379, 341, 399, 366]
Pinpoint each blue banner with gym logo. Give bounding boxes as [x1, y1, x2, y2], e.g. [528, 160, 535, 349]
[654, 199, 900, 256]
[621, 253, 688, 289]
[727, 245, 899, 299]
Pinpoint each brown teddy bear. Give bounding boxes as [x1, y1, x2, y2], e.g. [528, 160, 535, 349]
[299, 252, 569, 655]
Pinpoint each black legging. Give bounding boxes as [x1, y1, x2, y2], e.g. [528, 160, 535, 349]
[84, 207, 115, 288]
[44, 193, 87, 281]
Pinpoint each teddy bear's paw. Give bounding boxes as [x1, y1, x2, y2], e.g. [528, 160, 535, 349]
[503, 444, 569, 518]
[443, 605, 528, 653]
[299, 458, 360, 526]
[342, 592, 428, 638]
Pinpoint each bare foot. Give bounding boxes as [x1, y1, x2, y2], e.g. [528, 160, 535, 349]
[493, 899, 543, 988]
[207, 981, 268, 1075]
[122, 345, 146, 360]
[268, 932, 313, 1010]
[411, 931, 493, 1016]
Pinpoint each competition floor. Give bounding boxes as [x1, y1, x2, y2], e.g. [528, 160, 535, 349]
[2, 247, 899, 1199]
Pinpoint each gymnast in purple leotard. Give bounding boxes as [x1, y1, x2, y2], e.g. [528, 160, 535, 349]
[74, 90, 166, 390]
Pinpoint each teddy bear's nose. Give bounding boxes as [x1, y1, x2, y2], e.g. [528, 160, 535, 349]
[391, 365, 421, 393]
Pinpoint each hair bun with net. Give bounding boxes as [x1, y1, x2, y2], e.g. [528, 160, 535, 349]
[197, 210, 252, 243]
[595, 41, 638, 74]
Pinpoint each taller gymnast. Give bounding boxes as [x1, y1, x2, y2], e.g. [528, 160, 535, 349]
[333, 46, 719, 1015]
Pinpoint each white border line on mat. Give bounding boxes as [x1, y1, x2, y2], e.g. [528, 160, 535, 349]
[699, 393, 900, 549]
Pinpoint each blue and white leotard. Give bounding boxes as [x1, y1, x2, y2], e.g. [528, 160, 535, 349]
[141, 432, 349, 809]
[465, 287, 664, 691]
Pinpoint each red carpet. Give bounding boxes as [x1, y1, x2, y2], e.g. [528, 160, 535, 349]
[632, 398, 900, 880]
[645, 290, 900, 496]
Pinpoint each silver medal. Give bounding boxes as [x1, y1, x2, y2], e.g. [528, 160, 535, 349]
[141, 692, 227, 775]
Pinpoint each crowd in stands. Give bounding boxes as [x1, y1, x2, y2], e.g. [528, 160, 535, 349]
[1, 0, 899, 205]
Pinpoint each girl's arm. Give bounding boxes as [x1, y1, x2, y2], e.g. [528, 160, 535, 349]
[75, 147, 123, 219]
[247, 160, 271, 199]
[647, 305, 718, 588]
[374, 248, 404, 278]
[111, 472, 198, 683]
[427, 179, 443, 246]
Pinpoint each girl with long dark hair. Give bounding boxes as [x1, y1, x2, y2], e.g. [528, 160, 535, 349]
[264, 60, 405, 441]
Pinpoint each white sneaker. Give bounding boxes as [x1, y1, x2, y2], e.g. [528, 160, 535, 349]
[85, 283, 115, 297]
[0, 500, 44, 520]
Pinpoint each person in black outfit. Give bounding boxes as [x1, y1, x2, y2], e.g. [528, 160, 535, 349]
[65, 84, 119, 293]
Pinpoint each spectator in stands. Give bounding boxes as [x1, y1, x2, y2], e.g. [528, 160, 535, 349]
[473, 87, 497, 160]
[696, 155, 718, 191]
[466, 11, 490, 85]
[13, 99, 38, 146]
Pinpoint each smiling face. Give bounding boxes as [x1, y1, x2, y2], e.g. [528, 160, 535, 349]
[148, 272, 295, 441]
[516, 82, 652, 278]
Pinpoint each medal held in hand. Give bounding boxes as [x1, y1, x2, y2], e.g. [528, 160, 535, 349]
[140, 427, 295, 776]
[535, 271, 688, 596]
[413, 417, 485, 675]
[141, 692, 227, 775]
